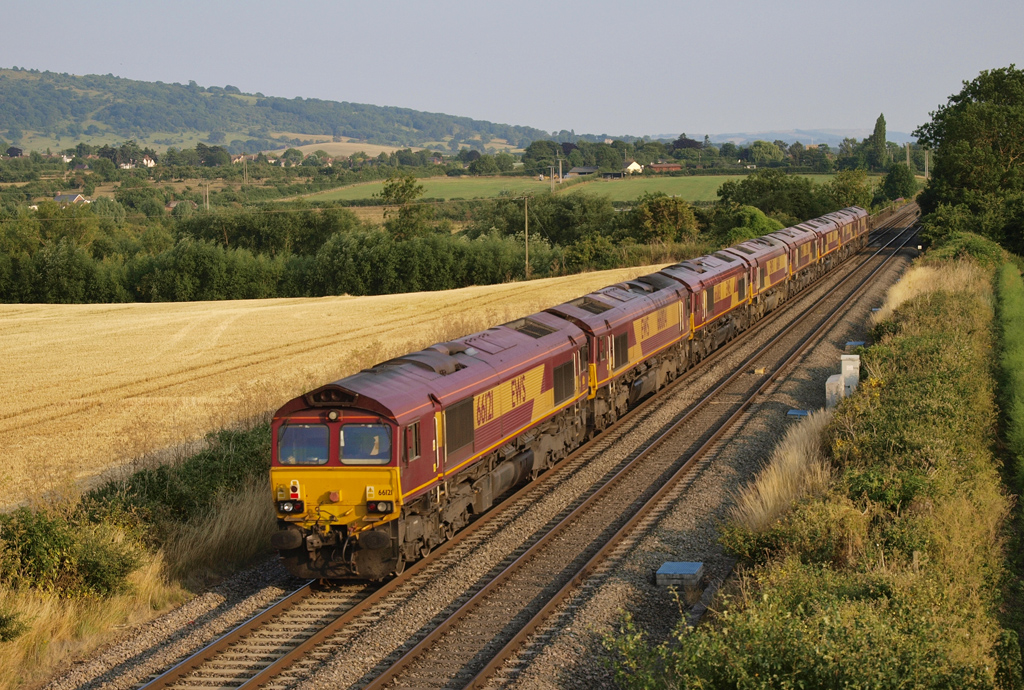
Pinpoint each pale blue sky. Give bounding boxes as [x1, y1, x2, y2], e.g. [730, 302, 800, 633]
[2, 0, 1021, 138]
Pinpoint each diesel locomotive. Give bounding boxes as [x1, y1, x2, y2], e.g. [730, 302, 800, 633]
[269, 207, 870, 579]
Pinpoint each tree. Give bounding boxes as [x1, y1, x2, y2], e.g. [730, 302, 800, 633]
[880, 162, 916, 201]
[820, 169, 873, 209]
[626, 193, 698, 244]
[749, 140, 784, 164]
[375, 174, 431, 240]
[867, 113, 888, 170]
[914, 65, 1024, 253]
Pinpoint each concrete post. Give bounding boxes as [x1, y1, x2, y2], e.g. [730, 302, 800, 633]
[826, 374, 844, 409]
[841, 354, 860, 396]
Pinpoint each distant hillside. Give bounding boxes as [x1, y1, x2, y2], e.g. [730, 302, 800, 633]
[0, 67, 552, 153]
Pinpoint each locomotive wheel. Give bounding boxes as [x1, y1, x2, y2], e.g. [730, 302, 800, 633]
[420, 541, 431, 558]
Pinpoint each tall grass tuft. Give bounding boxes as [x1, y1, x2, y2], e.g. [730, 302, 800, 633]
[727, 408, 833, 534]
[996, 262, 1024, 490]
[161, 478, 277, 586]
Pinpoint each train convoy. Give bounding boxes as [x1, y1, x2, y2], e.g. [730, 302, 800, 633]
[269, 207, 870, 579]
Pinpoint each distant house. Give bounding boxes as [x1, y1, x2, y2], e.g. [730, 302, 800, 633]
[119, 162, 135, 169]
[430, 156, 444, 165]
[141, 155, 157, 168]
[6, 146, 23, 158]
[623, 161, 643, 174]
[602, 171, 624, 180]
[54, 193, 87, 205]
[60, 154, 73, 163]
[648, 162, 682, 173]
[566, 166, 599, 177]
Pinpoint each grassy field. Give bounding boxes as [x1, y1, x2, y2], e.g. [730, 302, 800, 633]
[307, 175, 554, 201]
[304, 173, 842, 204]
[0, 265, 669, 502]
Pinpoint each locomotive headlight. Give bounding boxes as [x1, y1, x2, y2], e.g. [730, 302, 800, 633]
[327, 410, 339, 421]
[278, 500, 304, 514]
[366, 501, 393, 514]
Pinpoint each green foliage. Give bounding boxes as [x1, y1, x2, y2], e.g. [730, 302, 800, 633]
[749, 140, 784, 163]
[924, 230, 1005, 267]
[819, 169, 874, 209]
[996, 262, 1024, 489]
[0, 607, 27, 642]
[0, 509, 140, 596]
[916, 65, 1024, 254]
[82, 426, 271, 533]
[881, 162, 917, 201]
[622, 192, 698, 243]
[717, 169, 828, 221]
[867, 113, 889, 170]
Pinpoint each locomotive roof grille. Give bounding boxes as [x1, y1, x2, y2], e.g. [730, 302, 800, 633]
[712, 252, 735, 262]
[505, 317, 558, 339]
[568, 296, 613, 314]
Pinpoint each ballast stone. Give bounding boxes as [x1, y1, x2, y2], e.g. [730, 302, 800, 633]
[656, 561, 704, 587]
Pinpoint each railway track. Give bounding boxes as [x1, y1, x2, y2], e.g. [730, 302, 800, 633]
[135, 204, 919, 690]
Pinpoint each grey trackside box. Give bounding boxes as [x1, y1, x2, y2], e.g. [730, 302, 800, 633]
[656, 562, 704, 587]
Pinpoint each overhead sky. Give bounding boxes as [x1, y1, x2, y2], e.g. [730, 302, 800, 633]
[2, 0, 1021, 139]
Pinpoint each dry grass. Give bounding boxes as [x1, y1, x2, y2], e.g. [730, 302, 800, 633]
[728, 409, 834, 533]
[870, 260, 991, 326]
[0, 265, 669, 503]
[161, 478, 278, 586]
[0, 557, 188, 690]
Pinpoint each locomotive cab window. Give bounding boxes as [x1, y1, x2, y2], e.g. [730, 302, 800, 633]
[340, 424, 392, 465]
[278, 424, 329, 466]
[405, 421, 421, 463]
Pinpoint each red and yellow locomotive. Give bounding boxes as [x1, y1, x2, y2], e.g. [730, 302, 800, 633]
[269, 207, 869, 579]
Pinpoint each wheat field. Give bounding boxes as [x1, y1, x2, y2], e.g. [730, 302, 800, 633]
[0, 266, 668, 501]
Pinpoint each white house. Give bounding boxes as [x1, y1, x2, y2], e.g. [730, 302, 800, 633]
[623, 161, 643, 174]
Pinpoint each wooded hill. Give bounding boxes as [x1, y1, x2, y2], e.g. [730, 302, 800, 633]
[0, 67, 554, 153]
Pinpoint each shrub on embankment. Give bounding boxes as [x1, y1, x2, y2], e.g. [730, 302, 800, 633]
[0, 424, 273, 687]
[609, 234, 1024, 688]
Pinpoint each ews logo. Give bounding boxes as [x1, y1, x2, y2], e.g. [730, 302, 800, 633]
[510, 375, 528, 408]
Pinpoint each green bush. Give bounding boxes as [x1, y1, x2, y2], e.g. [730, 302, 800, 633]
[82, 425, 271, 536]
[607, 560, 1003, 689]
[0, 508, 140, 596]
[0, 607, 27, 642]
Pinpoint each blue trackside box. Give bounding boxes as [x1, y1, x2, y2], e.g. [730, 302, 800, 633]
[656, 561, 704, 587]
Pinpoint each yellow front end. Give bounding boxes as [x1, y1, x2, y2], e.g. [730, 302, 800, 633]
[271, 465, 402, 536]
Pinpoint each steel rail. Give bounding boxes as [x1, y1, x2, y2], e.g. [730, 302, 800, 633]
[363, 219, 919, 689]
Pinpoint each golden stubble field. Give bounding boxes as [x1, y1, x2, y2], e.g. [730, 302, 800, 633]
[0, 265, 668, 501]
